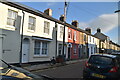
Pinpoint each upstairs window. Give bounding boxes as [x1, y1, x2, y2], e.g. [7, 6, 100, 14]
[68, 29, 72, 39]
[102, 43, 104, 48]
[84, 34, 86, 41]
[28, 16, 36, 30]
[89, 36, 91, 42]
[44, 21, 50, 34]
[7, 9, 17, 26]
[93, 38, 94, 43]
[60, 26, 64, 38]
[74, 31, 77, 41]
[107, 37, 110, 41]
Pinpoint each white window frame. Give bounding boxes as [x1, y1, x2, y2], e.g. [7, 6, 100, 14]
[93, 38, 94, 43]
[94, 47, 96, 53]
[68, 29, 72, 39]
[74, 31, 77, 41]
[34, 41, 48, 56]
[89, 36, 91, 42]
[41, 42, 48, 56]
[28, 16, 36, 31]
[74, 45, 77, 54]
[7, 9, 17, 27]
[60, 26, 64, 38]
[34, 41, 41, 56]
[91, 47, 93, 54]
[84, 34, 86, 41]
[58, 44, 62, 55]
[44, 21, 50, 34]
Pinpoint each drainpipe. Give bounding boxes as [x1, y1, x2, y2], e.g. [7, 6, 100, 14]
[0, 30, 4, 61]
[19, 11, 25, 66]
[55, 23, 58, 58]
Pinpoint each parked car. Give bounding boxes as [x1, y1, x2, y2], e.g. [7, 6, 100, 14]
[83, 54, 120, 80]
[0, 59, 54, 80]
[111, 52, 120, 58]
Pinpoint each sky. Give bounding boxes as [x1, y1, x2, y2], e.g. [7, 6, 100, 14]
[19, 2, 119, 44]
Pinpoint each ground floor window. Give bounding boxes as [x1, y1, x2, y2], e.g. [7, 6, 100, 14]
[58, 44, 62, 55]
[94, 47, 96, 53]
[74, 45, 77, 54]
[91, 47, 93, 54]
[84, 45, 86, 54]
[34, 40, 48, 56]
[42, 42, 48, 55]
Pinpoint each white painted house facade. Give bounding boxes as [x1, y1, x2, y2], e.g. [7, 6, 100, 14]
[0, 1, 68, 64]
[56, 22, 68, 59]
[88, 35, 96, 57]
[1, 0, 118, 64]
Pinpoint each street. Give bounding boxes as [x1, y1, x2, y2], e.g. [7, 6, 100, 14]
[32, 60, 86, 80]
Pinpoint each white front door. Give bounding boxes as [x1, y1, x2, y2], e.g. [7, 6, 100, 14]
[22, 39, 29, 63]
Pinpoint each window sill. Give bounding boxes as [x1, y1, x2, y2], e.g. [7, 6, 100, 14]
[33, 55, 49, 58]
[6, 25, 16, 31]
[59, 37, 63, 39]
[43, 33, 49, 35]
[68, 38, 72, 40]
[73, 40, 77, 42]
[27, 30, 35, 33]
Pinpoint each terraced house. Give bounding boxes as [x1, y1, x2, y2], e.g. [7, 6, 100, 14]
[0, 0, 120, 64]
[0, 1, 69, 64]
[85, 28, 100, 57]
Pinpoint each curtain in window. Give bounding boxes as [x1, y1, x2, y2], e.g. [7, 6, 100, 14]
[58, 44, 62, 55]
[42, 42, 47, 55]
[44, 21, 50, 34]
[34, 41, 41, 55]
[28, 16, 36, 30]
[7, 9, 17, 26]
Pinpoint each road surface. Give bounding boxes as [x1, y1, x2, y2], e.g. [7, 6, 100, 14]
[33, 60, 86, 80]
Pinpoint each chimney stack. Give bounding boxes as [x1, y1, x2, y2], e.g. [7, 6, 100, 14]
[85, 28, 91, 34]
[44, 8, 52, 16]
[97, 28, 101, 33]
[71, 20, 79, 27]
[59, 15, 65, 22]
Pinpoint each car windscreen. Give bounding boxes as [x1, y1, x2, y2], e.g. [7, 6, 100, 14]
[0, 60, 10, 73]
[0, 60, 8, 68]
[88, 55, 113, 65]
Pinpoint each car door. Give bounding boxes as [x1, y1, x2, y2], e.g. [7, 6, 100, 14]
[115, 58, 120, 75]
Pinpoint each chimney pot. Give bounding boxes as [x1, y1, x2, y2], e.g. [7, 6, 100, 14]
[59, 15, 65, 22]
[97, 28, 101, 33]
[71, 20, 79, 27]
[85, 28, 91, 34]
[44, 8, 52, 16]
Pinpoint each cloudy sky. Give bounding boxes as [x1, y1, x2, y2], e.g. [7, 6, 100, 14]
[79, 13, 118, 33]
[20, 2, 119, 43]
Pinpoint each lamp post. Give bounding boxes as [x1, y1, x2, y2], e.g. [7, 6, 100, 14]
[62, 1, 67, 62]
[55, 23, 58, 58]
[115, 10, 120, 13]
[115, 1, 120, 45]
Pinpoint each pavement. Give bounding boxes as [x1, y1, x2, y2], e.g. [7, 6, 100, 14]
[23, 59, 87, 72]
